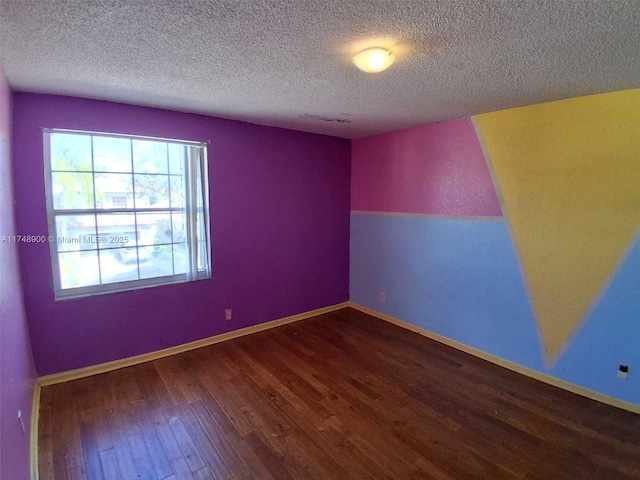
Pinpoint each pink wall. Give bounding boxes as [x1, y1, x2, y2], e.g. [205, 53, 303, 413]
[0, 72, 37, 480]
[12, 93, 351, 376]
[351, 117, 501, 217]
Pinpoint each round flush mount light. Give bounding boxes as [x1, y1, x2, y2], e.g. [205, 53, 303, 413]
[352, 47, 395, 73]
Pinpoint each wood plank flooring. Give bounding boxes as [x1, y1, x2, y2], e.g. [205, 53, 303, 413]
[38, 308, 640, 480]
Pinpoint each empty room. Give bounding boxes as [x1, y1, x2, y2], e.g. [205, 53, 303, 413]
[1, 1, 638, 479]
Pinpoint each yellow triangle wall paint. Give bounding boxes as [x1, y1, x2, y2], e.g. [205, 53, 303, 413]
[475, 89, 640, 362]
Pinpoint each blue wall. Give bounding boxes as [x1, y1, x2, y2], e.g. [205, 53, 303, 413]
[350, 213, 639, 405]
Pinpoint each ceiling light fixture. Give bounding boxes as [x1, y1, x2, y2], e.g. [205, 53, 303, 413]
[352, 47, 395, 73]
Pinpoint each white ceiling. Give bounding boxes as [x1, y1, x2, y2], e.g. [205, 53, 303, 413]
[1, 0, 639, 138]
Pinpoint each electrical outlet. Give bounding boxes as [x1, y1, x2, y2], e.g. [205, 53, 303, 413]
[18, 410, 25, 435]
[225, 308, 232, 321]
[618, 364, 629, 379]
[379, 292, 386, 303]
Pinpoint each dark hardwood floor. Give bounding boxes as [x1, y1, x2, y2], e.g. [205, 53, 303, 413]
[38, 308, 640, 480]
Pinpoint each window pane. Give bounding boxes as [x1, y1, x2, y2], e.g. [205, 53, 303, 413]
[134, 174, 169, 207]
[170, 174, 185, 208]
[139, 245, 174, 280]
[52, 172, 95, 210]
[94, 173, 133, 209]
[96, 213, 137, 249]
[197, 217, 208, 272]
[93, 136, 132, 173]
[136, 212, 171, 246]
[168, 143, 184, 175]
[55, 215, 96, 252]
[171, 212, 186, 243]
[100, 248, 140, 284]
[133, 140, 168, 174]
[58, 250, 100, 289]
[173, 243, 189, 274]
[50, 133, 92, 172]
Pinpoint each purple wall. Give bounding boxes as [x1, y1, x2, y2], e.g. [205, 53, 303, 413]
[0, 73, 37, 479]
[12, 93, 350, 376]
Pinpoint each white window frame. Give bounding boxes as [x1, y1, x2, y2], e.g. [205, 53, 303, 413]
[43, 128, 212, 300]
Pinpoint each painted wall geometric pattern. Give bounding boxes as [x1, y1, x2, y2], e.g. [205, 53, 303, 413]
[475, 89, 640, 362]
[351, 88, 640, 406]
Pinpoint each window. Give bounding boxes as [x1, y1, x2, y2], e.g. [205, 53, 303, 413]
[110, 195, 128, 208]
[43, 129, 211, 299]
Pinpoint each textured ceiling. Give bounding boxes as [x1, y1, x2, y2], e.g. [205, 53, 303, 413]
[1, 0, 639, 138]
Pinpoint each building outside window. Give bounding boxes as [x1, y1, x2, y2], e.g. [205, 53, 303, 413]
[109, 195, 128, 209]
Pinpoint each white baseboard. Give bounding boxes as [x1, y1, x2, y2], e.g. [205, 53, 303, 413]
[38, 302, 349, 386]
[348, 302, 640, 415]
[31, 380, 41, 480]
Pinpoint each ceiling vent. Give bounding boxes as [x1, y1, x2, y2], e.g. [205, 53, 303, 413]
[300, 114, 351, 124]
